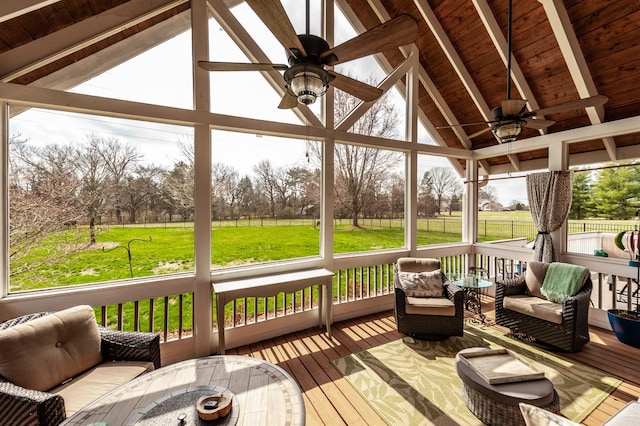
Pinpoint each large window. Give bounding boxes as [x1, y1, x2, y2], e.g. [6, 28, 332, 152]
[567, 164, 640, 258]
[333, 143, 404, 254]
[416, 155, 463, 246]
[70, 28, 193, 109]
[476, 173, 532, 244]
[8, 108, 194, 292]
[210, 131, 321, 267]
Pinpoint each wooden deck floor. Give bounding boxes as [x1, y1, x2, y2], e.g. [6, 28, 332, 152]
[228, 303, 640, 425]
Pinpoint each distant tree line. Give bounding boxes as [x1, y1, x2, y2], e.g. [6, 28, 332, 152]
[7, 88, 469, 273]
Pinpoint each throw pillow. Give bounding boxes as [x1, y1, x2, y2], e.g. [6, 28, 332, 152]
[398, 270, 443, 297]
[519, 403, 580, 426]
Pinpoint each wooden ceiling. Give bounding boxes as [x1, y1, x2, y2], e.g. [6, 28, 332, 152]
[1, 0, 639, 174]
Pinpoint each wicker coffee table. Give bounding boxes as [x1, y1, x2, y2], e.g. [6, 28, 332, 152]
[455, 347, 560, 425]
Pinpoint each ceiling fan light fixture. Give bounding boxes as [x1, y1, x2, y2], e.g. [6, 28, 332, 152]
[285, 65, 331, 105]
[493, 122, 522, 143]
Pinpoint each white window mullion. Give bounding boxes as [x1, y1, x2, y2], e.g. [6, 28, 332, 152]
[192, 0, 212, 357]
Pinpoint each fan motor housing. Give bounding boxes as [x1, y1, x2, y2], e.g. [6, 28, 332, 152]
[288, 34, 335, 65]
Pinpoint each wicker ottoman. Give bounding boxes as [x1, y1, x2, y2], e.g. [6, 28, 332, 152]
[455, 348, 560, 426]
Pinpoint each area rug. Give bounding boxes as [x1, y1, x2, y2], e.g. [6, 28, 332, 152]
[331, 323, 621, 425]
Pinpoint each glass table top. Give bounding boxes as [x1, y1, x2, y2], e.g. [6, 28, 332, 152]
[450, 273, 493, 289]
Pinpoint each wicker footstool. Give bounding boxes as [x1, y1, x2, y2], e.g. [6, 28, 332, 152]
[455, 348, 560, 426]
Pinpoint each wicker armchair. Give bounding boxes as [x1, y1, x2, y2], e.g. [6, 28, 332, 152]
[0, 308, 161, 426]
[495, 262, 592, 352]
[394, 257, 464, 340]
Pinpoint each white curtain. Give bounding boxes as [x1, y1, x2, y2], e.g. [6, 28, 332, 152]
[527, 171, 573, 262]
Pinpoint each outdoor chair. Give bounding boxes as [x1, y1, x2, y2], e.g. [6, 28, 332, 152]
[495, 261, 592, 352]
[0, 305, 161, 426]
[394, 257, 464, 340]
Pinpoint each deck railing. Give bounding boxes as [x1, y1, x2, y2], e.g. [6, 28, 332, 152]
[6, 240, 639, 358]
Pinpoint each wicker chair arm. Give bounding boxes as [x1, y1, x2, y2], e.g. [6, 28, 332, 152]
[0, 377, 66, 426]
[561, 278, 593, 318]
[0, 312, 51, 331]
[496, 274, 527, 296]
[98, 328, 161, 369]
[444, 281, 464, 304]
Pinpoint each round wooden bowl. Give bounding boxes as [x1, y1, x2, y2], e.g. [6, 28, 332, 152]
[196, 391, 234, 421]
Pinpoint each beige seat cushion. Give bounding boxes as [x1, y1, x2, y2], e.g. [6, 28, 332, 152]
[504, 295, 563, 324]
[52, 360, 155, 416]
[405, 296, 456, 316]
[526, 262, 550, 299]
[0, 305, 102, 391]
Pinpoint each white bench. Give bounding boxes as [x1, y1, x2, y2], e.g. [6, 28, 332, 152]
[212, 268, 334, 354]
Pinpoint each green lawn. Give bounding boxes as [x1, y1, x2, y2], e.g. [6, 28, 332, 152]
[10, 213, 636, 331]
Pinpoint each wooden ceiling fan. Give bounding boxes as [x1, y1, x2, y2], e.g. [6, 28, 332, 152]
[198, 0, 419, 109]
[437, 0, 608, 143]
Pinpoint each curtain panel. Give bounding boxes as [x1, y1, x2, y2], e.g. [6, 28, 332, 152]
[527, 171, 573, 262]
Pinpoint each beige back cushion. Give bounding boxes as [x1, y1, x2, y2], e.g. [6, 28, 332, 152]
[525, 261, 550, 299]
[0, 305, 102, 391]
[397, 257, 441, 273]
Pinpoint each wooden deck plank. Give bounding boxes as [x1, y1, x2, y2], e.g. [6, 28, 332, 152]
[231, 302, 640, 425]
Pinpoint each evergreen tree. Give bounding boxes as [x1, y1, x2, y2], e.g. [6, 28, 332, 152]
[570, 171, 593, 219]
[591, 165, 640, 219]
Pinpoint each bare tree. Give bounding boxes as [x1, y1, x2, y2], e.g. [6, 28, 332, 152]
[212, 162, 239, 219]
[161, 139, 194, 221]
[120, 165, 163, 223]
[162, 161, 194, 221]
[309, 83, 402, 227]
[253, 160, 279, 217]
[98, 137, 142, 223]
[418, 171, 438, 217]
[424, 167, 461, 215]
[8, 135, 86, 276]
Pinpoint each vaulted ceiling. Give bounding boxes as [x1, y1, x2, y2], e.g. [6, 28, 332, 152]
[1, 0, 639, 176]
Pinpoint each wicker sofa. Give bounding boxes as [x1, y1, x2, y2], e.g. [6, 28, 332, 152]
[495, 261, 592, 352]
[394, 257, 465, 340]
[0, 305, 161, 426]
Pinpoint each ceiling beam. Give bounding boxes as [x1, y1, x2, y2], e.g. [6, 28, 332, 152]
[0, 0, 60, 23]
[475, 115, 640, 160]
[0, 0, 187, 82]
[539, 0, 616, 160]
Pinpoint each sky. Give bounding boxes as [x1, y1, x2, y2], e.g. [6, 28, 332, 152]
[8, 0, 527, 205]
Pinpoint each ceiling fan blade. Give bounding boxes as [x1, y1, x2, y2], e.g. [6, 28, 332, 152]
[523, 118, 556, 130]
[245, 0, 306, 58]
[528, 95, 609, 117]
[278, 92, 299, 109]
[329, 72, 383, 102]
[198, 61, 288, 72]
[320, 14, 419, 65]
[468, 127, 494, 139]
[501, 99, 528, 116]
[436, 121, 492, 130]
